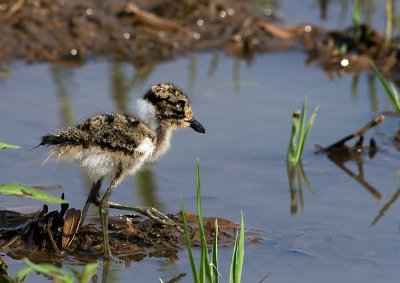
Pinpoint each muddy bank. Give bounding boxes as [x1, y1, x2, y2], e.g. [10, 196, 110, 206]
[0, 203, 254, 263]
[0, 0, 287, 66]
[1, 0, 400, 77]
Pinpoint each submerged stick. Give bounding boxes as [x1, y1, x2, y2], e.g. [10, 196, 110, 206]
[323, 115, 384, 151]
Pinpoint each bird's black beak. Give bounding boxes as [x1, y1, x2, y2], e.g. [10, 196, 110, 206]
[189, 118, 205, 133]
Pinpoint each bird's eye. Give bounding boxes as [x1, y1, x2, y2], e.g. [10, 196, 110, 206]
[176, 100, 186, 110]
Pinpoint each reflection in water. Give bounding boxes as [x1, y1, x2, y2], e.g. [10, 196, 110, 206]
[100, 252, 184, 283]
[367, 74, 379, 112]
[102, 260, 119, 283]
[0, 67, 11, 82]
[50, 65, 75, 127]
[188, 55, 197, 94]
[158, 260, 186, 283]
[162, 273, 186, 283]
[318, 0, 328, 20]
[233, 58, 241, 95]
[327, 151, 382, 200]
[110, 62, 154, 113]
[317, 115, 384, 200]
[286, 162, 315, 216]
[370, 167, 400, 226]
[207, 52, 219, 78]
[351, 74, 359, 104]
[370, 186, 400, 226]
[351, 74, 379, 112]
[134, 167, 164, 211]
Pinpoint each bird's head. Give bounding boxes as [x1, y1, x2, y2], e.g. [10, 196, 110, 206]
[143, 83, 205, 133]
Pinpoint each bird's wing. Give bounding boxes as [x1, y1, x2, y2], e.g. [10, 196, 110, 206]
[87, 114, 156, 155]
[40, 114, 156, 156]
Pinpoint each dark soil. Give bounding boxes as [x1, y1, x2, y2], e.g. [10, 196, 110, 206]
[0, 0, 288, 66]
[0, 204, 253, 263]
[1, 0, 399, 76]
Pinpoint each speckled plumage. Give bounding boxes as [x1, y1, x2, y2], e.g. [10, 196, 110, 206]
[40, 83, 205, 181]
[39, 82, 205, 259]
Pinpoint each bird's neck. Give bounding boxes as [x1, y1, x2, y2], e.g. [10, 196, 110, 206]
[134, 99, 173, 161]
[134, 98, 158, 131]
[152, 124, 173, 160]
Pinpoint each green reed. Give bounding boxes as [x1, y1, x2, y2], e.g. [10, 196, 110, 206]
[180, 161, 244, 283]
[352, 0, 362, 42]
[370, 61, 400, 113]
[287, 97, 319, 164]
[385, 0, 394, 46]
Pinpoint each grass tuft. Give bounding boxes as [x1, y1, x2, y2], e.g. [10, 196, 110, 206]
[287, 97, 319, 164]
[181, 160, 245, 283]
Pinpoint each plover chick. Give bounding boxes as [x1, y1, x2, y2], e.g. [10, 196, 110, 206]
[39, 83, 205, 259]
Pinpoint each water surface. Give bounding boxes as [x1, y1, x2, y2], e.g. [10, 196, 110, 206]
[1, 1, 400, 282]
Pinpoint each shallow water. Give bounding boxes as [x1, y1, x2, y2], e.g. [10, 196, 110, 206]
[2, 1, 400, 282]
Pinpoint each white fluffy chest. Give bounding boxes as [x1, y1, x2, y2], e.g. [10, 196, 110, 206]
[76, 137, 155, 180]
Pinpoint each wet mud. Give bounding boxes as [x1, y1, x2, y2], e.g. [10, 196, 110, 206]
[0, 202, 248, 263]
[1, 0, 400, 78]
[0, 0, 285, 66]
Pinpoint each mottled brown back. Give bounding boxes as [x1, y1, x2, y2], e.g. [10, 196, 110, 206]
[40, 114, 156, 155]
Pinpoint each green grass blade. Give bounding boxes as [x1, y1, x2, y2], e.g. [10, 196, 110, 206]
[229, 212, 245, 283]
[229, 232, 239, 283]
[352, 0, 362, 42]
[297, 97, 308, 154]
[0, 142, 20, 149]
[297, 163, 316, 195]
[211, 219, 219, 283]
[79, 263, 99, 282]
[352, 0, 361, 26]
[294, 97, 308, 162]
[180, 199, 199, 283]
[68, 265, 82, 281]
[385, 0, 393, 46]
[389, 83, 400, 112]
[0, 183, 68, 204]
[21, 259, 73, 283]
[295, 100, 319, 162]
[370, 61, 400, 113]
[299, 105, 319, 156]
[15, 266, 34, 281]
[196, 160, 212, 282]
[235, 211, 245, 283]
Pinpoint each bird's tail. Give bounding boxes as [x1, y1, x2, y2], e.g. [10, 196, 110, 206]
[30, 134, 62, 151]
[40, 134, 64, 146]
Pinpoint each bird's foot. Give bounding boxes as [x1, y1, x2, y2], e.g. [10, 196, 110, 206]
[107, 201, 183, 232]
[143, 207, 182, 231]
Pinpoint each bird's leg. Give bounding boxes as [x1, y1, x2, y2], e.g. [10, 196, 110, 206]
[107, 201, 179, 229]
[85, 183, 179, 230]
[99, 171, 123, 260]
[80, 178, 103, 227]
